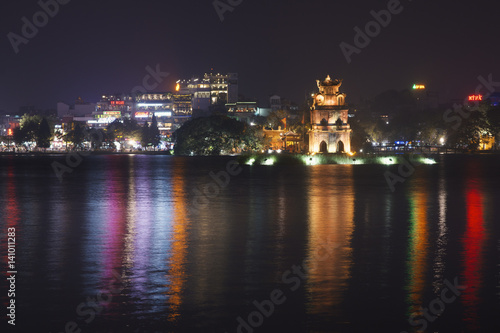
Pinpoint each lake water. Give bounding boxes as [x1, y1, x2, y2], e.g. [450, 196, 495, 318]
[1, 154, 500, 333]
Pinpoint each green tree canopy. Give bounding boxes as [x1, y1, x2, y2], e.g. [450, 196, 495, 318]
[446, 105, 490, 151]
[36, 118, 52, 149]
[173, 115, 264, 155]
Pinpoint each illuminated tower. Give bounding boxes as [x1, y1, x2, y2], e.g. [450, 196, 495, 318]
[309, 75, 351, 153]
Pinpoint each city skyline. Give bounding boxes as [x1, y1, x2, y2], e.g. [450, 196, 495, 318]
[1, 0, 499, 113]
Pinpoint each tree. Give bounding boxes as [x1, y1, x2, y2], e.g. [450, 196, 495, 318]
[36, 118, 52, 150]
[13, 127, 26, 147]
[87, 128, 105, 150]
[267, 110, 288, 129]
[19, 114, 41, 143]
[349, 118, 372, 153]
[67, 123, 85, 149]
[446, 105, 489, 151]
[487, 105, 500, 140]
[150, 115, 161, 150]
[141, 122, 150, 148]
[173, 115, 264, 155]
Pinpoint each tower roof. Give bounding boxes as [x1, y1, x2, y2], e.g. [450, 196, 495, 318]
[317, 75, 342, 88]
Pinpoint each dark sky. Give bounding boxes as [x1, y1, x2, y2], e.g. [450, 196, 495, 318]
[1, 0, 499, 113]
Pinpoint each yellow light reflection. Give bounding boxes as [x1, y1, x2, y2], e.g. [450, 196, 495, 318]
[306, 165, 354, 315]
[166, 160, 190, 322]
[406, 179, 429, 314]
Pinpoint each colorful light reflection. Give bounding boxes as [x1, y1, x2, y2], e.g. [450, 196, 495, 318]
[406, 180, 429, 314]
[462, 176, 485, 330]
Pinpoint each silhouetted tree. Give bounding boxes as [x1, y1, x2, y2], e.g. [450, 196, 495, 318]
[13, 127, 26, 146]
[141, 122, 150, 148]
[446, 105, 489, 151]
[150, 115, 161, 150]
[67, 123, 85, 149]
[36, 118, 52, 149]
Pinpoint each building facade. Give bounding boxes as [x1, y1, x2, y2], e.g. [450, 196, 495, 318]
[174, 72, 238, 113]
[309, 75, 351, 153]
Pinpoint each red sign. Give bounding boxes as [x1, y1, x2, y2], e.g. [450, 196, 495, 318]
[135, 112, 150, 118]
[7, 128, 13, 136]
[468, 95, 483, 101]
[111, 101, 125, 105]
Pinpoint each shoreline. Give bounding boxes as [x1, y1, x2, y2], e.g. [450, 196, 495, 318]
[0, 150, 173, 156]
[1, 151, 499, 157]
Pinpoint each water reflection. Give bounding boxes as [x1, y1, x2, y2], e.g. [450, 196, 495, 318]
[3, 161, 20, 308]
[306, 165, 354, 316]
[4, 160, 20, 230]
[128, 158, 153, 304]
[165, 159, 190, 322]
[433, 166, 448, 293]
[1, 154, 499, 332]
[461, 166, 486, 330]
[406, 175, 430, 314]
[78, 156, 190, 325]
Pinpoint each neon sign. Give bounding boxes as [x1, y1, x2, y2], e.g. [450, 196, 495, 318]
[154, 112, 172, 117]
[7, 128, 13, 136]
[413, 84, 425, 90]
[135, 112, 150, 118]
[110, 101, 125, 105]
[468, 95, 483, 101]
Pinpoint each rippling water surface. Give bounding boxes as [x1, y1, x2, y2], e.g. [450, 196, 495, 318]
[1, 154, 500, 332]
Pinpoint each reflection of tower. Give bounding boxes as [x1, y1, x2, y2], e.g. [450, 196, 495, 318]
[306, 165, 354, 316]
[309, 76, 351, 153]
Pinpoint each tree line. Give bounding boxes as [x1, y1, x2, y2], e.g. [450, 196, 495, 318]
[349, 90, 500, 152]
[6, 114, 163, 151]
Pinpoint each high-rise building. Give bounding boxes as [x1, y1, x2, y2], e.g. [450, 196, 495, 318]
[309, 75, 351, 153]
[134, 93, 174, 132]
[174, 72, 239, 113]
[97, 94, 134, 118]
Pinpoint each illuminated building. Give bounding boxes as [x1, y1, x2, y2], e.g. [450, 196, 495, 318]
[479, 133, 495, 150]
[226, 101, 258, 123]
[263, 129, 302, 152]
[0, 115, 21, 144]
[174, 72, 238, 113]
[309, 75, 351, 153]
[205, 72, 238, 105]
[97, 94, 135, 119]
[173, 82, 194, 115]
[134, 93, 174, 134]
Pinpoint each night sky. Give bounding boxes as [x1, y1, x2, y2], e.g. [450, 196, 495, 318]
[1, 0, 498, 113]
